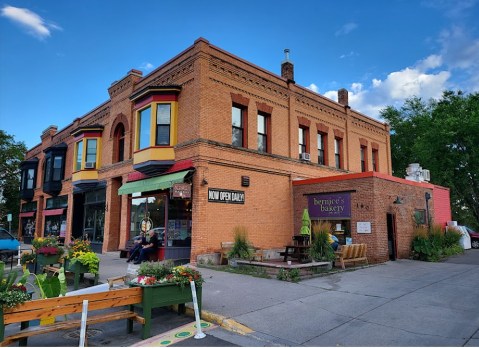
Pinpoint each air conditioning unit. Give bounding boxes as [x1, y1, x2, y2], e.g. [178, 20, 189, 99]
[300, 153, 311, 161]
[422, 169, 430, 181]
[84, 162, 96, 169]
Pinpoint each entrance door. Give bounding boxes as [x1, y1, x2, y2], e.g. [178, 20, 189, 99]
[387, 213, 397, 261]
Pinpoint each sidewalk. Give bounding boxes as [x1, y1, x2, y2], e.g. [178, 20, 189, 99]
[6, 246, 479, 346]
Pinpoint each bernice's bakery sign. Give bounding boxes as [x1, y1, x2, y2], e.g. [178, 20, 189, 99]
[307, 192, 351, 219]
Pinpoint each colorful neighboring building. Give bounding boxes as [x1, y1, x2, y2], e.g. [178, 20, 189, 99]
[18, 38, 450, 263]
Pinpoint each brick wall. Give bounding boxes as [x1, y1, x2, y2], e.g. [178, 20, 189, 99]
[293, 173, 439, 263]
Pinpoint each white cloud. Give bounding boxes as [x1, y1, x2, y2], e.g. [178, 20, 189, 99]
[320, 23, 479, 120]
[139, 62, 155, 71]
[339, 51, 357, 59]
[307, 83, 319, 93]
[1, 5, 61, 39]
[335, 22, 358, 36]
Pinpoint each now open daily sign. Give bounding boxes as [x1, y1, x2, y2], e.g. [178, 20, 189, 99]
[208, 188, 245, 204]
[308, 192, 351, 219]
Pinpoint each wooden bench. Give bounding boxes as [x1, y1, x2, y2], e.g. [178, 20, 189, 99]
[0, 287, 146, 346]
[219, 242, 263, 265]
[334, 243, 368, 269]
[119, 239, 135, 258]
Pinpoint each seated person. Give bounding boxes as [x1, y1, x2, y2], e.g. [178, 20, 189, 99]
[126, 232, 147, 263]
[134, 229, 159, 264]
[328, 233, 339, 251]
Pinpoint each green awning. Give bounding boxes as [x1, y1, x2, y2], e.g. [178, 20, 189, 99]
[118, 170, 190, 195]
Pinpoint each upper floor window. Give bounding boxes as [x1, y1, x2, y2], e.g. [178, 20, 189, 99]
[360, 146, 367, 172]
[257, 113, 269, 153]
[372, 148, 379, 171]
[114, 123, 125, 163]
[232, 105, 246, 147]
[86, 139, 97, 166]
[19, 158, 38, 200]
[156, 104, 171, 145]
[71, 126, 103, 171]
[317, 133, 326, 165]
[138, 107, 151, 150]
[131, 86, 181, 154]
[335, 138, 342, 169]
[299, 127, 309, 158]
[75, 140, 83, 171]
[42, 143, 67, 195]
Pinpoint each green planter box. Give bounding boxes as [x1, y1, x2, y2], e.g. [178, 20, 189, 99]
[35, 254, 60, 274]
[129, 282, 202, 339]
[64, 259, 99, 290]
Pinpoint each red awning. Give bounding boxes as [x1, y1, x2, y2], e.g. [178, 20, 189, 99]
[43, 208, 65, 216]
[19, 212, 35, 218]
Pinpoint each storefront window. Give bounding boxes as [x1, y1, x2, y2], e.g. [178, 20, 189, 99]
[130, 195, 166, 244]
[45, 214, 66, 238]
[129, 194, 191, 248]
[83, 189, 105, 243]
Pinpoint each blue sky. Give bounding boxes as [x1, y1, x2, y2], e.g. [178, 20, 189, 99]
[1, 0, 478, 150]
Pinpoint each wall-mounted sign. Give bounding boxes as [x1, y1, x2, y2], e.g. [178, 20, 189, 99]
[308, 192, 351, 219]
[208, 188, 245, 204]
[172, 183, 191, 199]
[357, 221, 372, 234]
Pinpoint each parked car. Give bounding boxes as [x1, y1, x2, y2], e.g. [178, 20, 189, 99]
[0, 227, 20, 262]
[465, 226, 479, 249]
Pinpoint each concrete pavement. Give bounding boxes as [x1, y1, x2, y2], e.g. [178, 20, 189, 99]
[6, 246, 479, 346]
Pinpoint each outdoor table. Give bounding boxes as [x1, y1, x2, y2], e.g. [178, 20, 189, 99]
[281, 245, 311, 263]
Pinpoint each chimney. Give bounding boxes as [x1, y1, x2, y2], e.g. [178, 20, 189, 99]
[41, 125, 58, 141]
[281, 49, 295, 83]
[338, 88, 349, 106]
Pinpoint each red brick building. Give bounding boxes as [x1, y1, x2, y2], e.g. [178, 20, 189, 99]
[17, 38, 448, 263]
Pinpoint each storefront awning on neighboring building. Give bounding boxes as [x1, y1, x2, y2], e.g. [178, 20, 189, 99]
[19, 212, 35, 218]
[118, 170, 191, 195]
[43, 208, 65, 216]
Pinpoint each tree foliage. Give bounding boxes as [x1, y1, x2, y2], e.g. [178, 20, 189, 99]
[381, 91, 479, 229]
[0, 130, 26, 231]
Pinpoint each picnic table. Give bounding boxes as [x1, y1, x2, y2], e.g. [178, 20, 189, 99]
[279, 245, 311, 263]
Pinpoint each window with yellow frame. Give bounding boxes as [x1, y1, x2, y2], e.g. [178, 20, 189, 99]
[135, 101, 178, 151]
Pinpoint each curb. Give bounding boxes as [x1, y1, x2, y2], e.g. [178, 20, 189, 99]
[182, 305, 253, 335]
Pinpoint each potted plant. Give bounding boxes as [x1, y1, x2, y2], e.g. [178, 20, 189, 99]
[32, 237, 64, 272]
[64, 239, 100, 274]
[227, 226, 252, 266]
[20, 251, 36, 273]
[309, 221, 335, 264]
[0, 262, 31, 310]
[129, 260, 204, 338]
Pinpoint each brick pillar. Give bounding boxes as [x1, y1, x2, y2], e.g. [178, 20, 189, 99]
[338, 88, 349, 106]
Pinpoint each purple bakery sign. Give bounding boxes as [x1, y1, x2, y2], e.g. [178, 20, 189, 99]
[308, 193, 351, 218]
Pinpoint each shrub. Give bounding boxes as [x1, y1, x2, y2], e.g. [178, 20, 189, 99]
[309, 221, 335, 262]
[411, 224, 463, 261]
[228, 226, 252, 260]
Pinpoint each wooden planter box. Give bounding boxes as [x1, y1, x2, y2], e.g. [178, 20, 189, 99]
[64, 259, 99, 290]
[35, 254, 60, 274]
[129, 282, 202, 339]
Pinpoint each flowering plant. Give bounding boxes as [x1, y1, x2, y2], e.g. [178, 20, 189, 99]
[132, 262, 204, 288]
[20, 251, 36, 265]
[33, 237, 64, 256]
[0, 262, 31, 309]
[66, 239, 92, 259]
[69, 251, 100, 274]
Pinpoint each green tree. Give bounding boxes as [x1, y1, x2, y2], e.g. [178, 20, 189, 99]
[0, 131, 26, 232]
[381, 91, 479, 229]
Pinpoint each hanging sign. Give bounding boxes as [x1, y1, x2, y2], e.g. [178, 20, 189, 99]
[172, 183, 191, 199]
[208, 188, 245, 204]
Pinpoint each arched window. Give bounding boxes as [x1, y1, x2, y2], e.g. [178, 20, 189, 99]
[114, 123, 125, 163]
